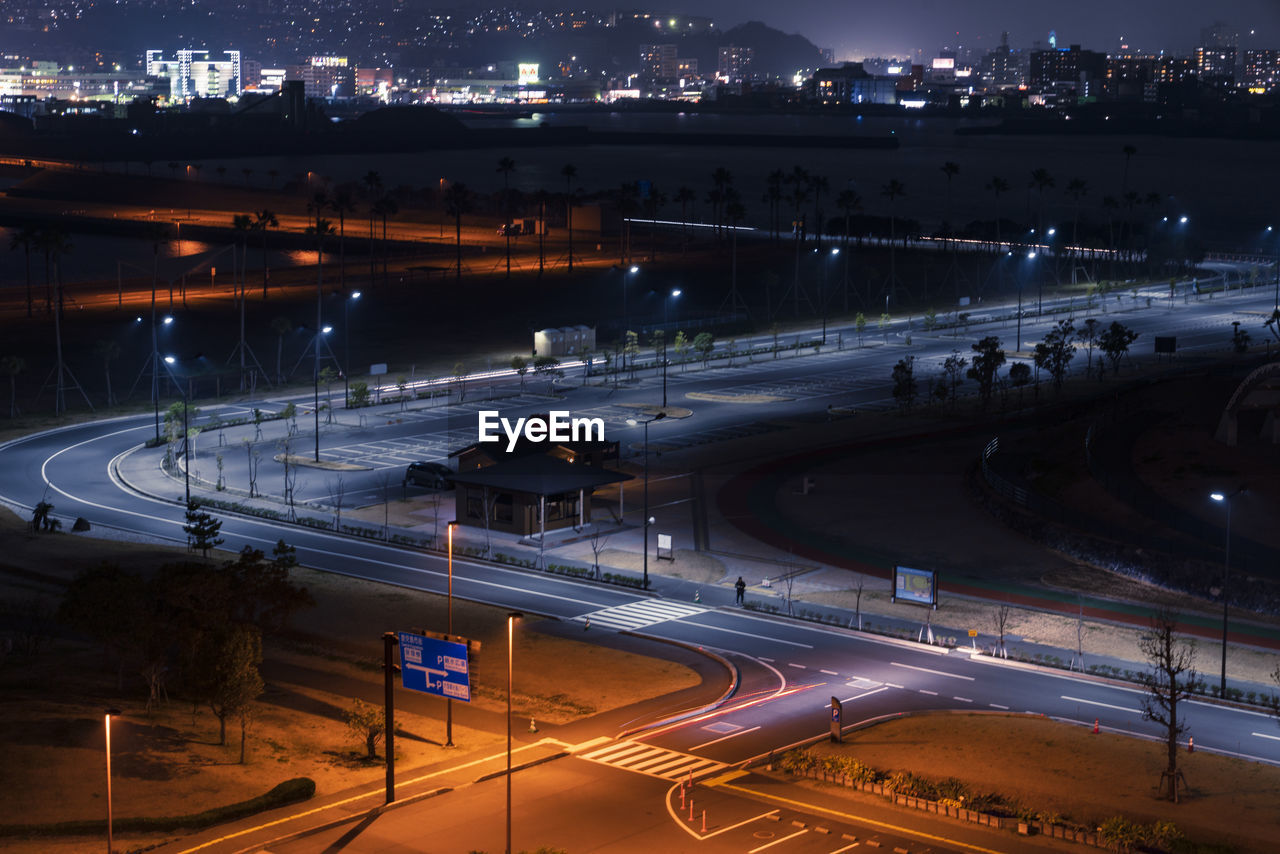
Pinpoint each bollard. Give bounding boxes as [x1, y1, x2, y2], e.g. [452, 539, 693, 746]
[687, 770, 693, 790]
[1092, 719, 1099, 735]
[1188, 736, 1194, 753]
[701, 810, 707, 833]
[688, 799, 694, 821]
[529, 718, 538, 733]
[679, 787, 686, 809]
[584, 618, 590, 631]
[694, 589, 701, 603]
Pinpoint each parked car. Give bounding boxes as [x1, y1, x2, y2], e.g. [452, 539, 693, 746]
[404, 461, 454, 489]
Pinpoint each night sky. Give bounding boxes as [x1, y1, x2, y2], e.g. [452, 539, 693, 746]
[634, 0, 1280, 59]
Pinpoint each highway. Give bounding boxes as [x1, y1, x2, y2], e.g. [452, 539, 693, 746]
[3, 271, 1279, 852]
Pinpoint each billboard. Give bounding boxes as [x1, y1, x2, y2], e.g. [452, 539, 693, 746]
[893, 565, 937, 608]
[518, 63, 539, 84]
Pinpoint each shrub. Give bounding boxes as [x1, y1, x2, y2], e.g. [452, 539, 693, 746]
[1098, 816, 1145, 854]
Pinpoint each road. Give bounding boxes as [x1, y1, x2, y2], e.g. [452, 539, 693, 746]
[4, 271, 1279, 852]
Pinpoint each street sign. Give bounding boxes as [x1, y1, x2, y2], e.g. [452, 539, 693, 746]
[370, 363, 388, 376]
[397, 631, 471, 702]
[968, 629, 978, 637]
[830, 696, 843, 742]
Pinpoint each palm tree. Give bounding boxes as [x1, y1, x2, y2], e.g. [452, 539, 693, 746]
[270, 317, 292, 384]
[809, 173, 829, 249]
[496, 157, 516, 277]
[371, 195, 399, 286]
[252, 209, 278, 299]
[641, 185, 666, 262]
[765, 168, 785, 240]
[612, 182, 641, 264]
[940, 161, 960, 248]
[307, 189, 328, 230]
[1065, 178, 1089, 282]
[95, 339, 121, 406]
[835, 189, 862, 309]
[725, 194, 746, 306]
[985, 175, 1009, 253]
[785, 175, 812, 315]
[1102, 195, 1120, 281]
[267, 168, 279, 188]
[561, 164, 577, 271]
[1029, 167, 1055, 237]
[674, 186, 695, 248]
[0, 355, 23, 417]
[1121, 144, 1137, 194]
[363, 171, 383, 285]
[532, 189, 550, 276]
[443, 182, 473, 282]
[242, 167, 254, 186]
[881, 179, 906, 302]
[8, 225, 37, 317]
[327, 187, 357, 290]
[711, 167, 733, 239]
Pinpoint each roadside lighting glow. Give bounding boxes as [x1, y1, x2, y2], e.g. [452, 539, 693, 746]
[163, 355, 175, 364]
[1162, 216, 1169, 222]
[134, 316, 142, 323]
[351, 290, 362, 299]
[1027, 251, 1037, 259]
[1179, 216, 1188, 224]
[629, 265, 639, 274]
[1047, 228, 1056, 236]
[831, 247, 840, 255]
[671, 289, 682, 297]
[322, 325, 333, 334]
[163, 315, 174, 325]
[1210, 492, 1225, 502]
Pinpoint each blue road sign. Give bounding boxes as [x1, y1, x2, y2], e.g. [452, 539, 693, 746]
[398, 632, 471, 702]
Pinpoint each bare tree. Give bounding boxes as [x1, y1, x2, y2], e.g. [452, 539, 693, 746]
[851, 576, 865, 630]
[993, 604, 1010, 658]
[280, 438, 297, 520]
[379, 471, 394, 541]
[327, 474, 346, 530]
[589, 529, 610, 579]
[243, 438, 260, 497]
[1070, 599, 1085, 671]
[1137, 609, 1201, 802]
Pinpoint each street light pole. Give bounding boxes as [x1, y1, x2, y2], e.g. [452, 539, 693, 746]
[626, 412, 666, 590]
[662, 289, 681, 408]
[105, 708, 120, 854]
[446, 521, 455, 748]
[1210, 488, 1244, 697]
[163, 356, 190, 505]
[344, 291, 360, 409]
[506, 611, 522, 854]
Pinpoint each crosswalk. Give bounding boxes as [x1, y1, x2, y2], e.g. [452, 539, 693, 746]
[573, 599, 705, 632]
[573, 739, 729, 781]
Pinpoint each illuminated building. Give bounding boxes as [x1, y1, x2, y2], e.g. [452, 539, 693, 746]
[812, 63, 897, 105]
[717, 45, 753, 82]
[145, 49, 242, 101]
[1243, 49, 1280, 93]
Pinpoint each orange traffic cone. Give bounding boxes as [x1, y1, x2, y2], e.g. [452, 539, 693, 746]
[1092, 719, 1099, 734]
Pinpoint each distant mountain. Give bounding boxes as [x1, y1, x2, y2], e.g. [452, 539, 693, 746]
[719, 21, 826, 77]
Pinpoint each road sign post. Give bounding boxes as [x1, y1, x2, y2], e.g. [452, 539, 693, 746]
[382, 632, 398, 804]
[397, 631, 472, 702]
[830, 696, 843, 742]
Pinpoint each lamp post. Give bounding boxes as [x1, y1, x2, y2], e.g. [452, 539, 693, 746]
[506, 611, 522, 854]
[105, 707, 120, 854]
[621, 265, 638, 374]
[824, 248, 838, 344]
[1266, 225, 1277, 309]
[1018, 251, 1034, 352]
[162, 355, 190, 505]
[626, 412, 665, 590]
[343, 291, 360, 408]
[313, 325, 331, 462]
[1210, 488, 1245, 697]
[662, 288, 681, 408]
[446, 520, 455, 748]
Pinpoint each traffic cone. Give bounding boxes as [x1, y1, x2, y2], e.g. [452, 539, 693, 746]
[1092, 719, 1099, 734]
[694, 589, 701, 603]
[1188, 736, 1194, 753]
[529, 718, 538, 733]
[584, 618, 590, 631]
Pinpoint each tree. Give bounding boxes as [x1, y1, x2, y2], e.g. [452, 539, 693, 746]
[1079, 318, 1100, 378]
[672, 331, 689, 369]
[674, 185, 696, 248]
[58, 563, 149, 690]
[878, 311, 891, 344]
[454, 361, 467, 402]
[623, 331, 640, 378]
[1033, 320, 1075, 391]
[1, 355, 24, 417]
[984, 175, 1009, 253]
[1065, 177, 1089, 277]
[511, 355, 528, 390]
[443, 182, 473, 282]
[533, 356, 562, 392]
[692, 332, 715, 367]
[1137, 609, 1201, 802]
[319, 365, 339, 422]
[198, 624, 265, 751]
[345, 698, 386, 760]
[941, 350, 968, 407]
[967, 336, 1006, 410]
[372, 195, 399, 286]
[497, 156, 516, 276]
[880, 178, 905, 301]
[184, 501, 225, 557]
[270, 317, 292, 384]
[1008, 362, 1031, 403]
[8, 225, 37, 317]
[561, 163, 577, 271]
[940, 161, 960, 247]
[992, 604, 1010, 659]
[251, 210, 278, 299]
[854, 312, 867, 346]
[1098, 321, 1139, 376]
[891, 356, 917, 413]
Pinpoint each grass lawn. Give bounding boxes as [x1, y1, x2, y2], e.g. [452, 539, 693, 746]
[800, 713, 1280, 853]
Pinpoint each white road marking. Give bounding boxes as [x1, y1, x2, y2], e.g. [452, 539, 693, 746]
[989, 703, 1009, 710]
[759, 657, 775, 663]
[891, 661, 975, 681]
[918, 689, 938, 696]
[826, 686, 891, 706]
[953, 696, 973, 703]
[749, 829, 809, 852]
[885, 682, 905, 689]
[820, 669, 839, 676]
[690, 725, 762, 751]
[1253, 732, 1280, 742]
[789, 663, 807, 669]
[1061, 695, 1140, 715]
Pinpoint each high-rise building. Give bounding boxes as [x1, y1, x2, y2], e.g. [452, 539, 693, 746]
[639, 44, 678, 79]
[981, 32, 1026, 90]
[1243, 49, 1280, 92]
[1028, 44, 1106, 99]
[718, 45, 753, 82]
[1105, 53, 1159, 102]
[145, 49, 242, 101]
[1195, 46, 1237, 87]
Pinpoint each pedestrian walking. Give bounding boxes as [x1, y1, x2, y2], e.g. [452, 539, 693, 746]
[735, 576, 746, 605]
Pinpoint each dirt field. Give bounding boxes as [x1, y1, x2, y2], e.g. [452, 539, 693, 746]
[802, 713, 1280, 853]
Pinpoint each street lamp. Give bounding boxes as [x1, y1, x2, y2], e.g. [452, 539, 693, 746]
[1210, 488, 1245, 697]
[620, 265, 639, 374]
[1017, 251, 1036, 352]
[625, 412, 665, 589]
[162, 356, 191, 505]
[1266, 225, 1278, 309]
[313, 325, 332, 462]
[661, 288, 681, 408]
[446, 520, 456, 748]
[343, 291, 361, 408]
[105, 708, 121, 853]
[506, 611, 523, 854]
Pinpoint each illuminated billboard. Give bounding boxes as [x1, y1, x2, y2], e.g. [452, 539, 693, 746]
[893, 565, 937, 608]
[518, 63, 539, 84]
